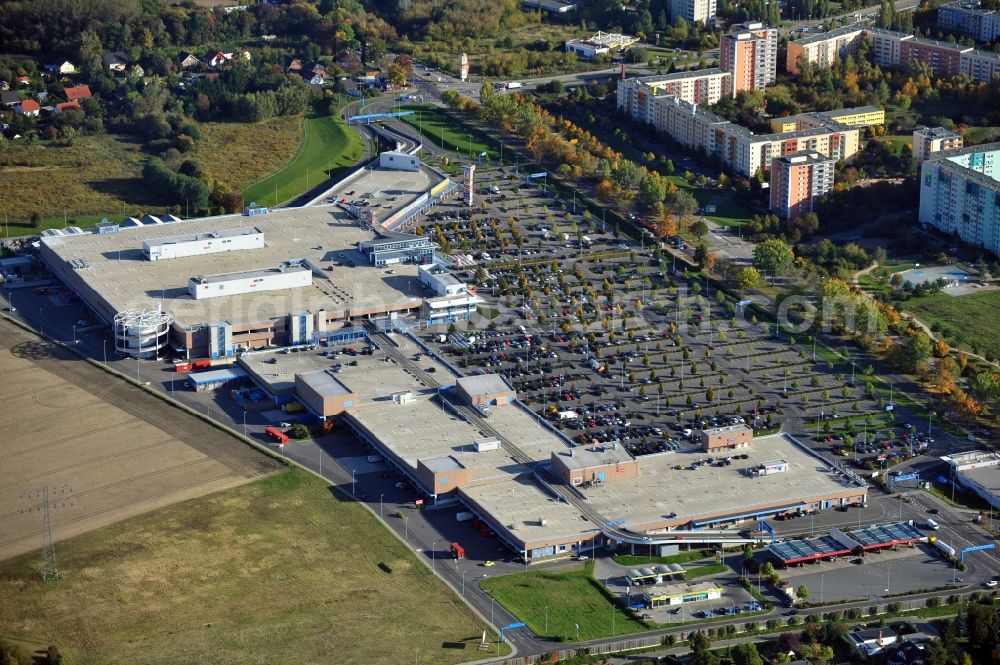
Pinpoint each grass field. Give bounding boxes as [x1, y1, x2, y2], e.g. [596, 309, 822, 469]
[613, 549, 713, 567]
[882, 135, 912, 152]
[242, 107, 366, 207]
[856, 261, 917, 299]
[481, 562, 649, 641]
[902, 289, 1000, 360]
[0, 116, 305, 234]
[684, 563, 730, 579]
[0, 133, 148, 224]
[399, 104, 499, 160]
[188, 115, 303, 192]
[0, 468, 506, 665]
[965, 126, 1000, 145]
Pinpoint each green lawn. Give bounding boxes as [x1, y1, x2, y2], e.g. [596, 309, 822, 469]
[399, 104, 499, 160]
[965, 126, 1000, 145]
[704, 198, 756, 228]
[856, 261, 918, 299]
[685, 563, 730, 579]
[613, 549, 713, 567]
[481, 562, 650, 641]
[0, 468, 506, 665]
[903, 289, 1000, 360]
[242, 107, 365, 207]
[882, 135, 912, 153]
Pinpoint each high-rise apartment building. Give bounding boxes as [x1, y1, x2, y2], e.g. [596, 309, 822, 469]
[769, 151, 836, 219]
[720, 22, 777, 93]
[785, 24, 866, 74]
[919, 143, 1000, 256]
[669, 0, 718, 26]
[617, 69, 733, 124]
[938, 1, 1000, 43]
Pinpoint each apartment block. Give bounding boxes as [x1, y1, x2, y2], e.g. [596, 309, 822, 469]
[785, 24, 867, 74]
[617, 69, 733, 124]
[669, 0, 718, 26]
[770, 151, 836, 219]
[865, 28, 914, 68]
[720, 22, 777, 92]
[961, 49, 1000, 83]
[900, 38, 972, 76]
[618, 92, 860, 177]
[919, 143, 1000, 256]
[912, 126, 964, 163]
[938, 1, 1000, 43]
[787, 25, 1000, 83]
[771, 106, 885, 133]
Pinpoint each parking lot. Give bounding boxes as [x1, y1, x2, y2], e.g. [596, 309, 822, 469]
[775, 543, 960, 603]
[414, 164, 933, 467]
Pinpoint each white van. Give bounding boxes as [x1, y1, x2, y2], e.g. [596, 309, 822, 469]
[926, 519, 940, 530]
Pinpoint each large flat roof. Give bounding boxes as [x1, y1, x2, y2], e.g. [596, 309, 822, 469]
[583, 434, 862, 530]
[40, 205, 424, 329]
[318, 164, 440, 226]
[347, 398, 525, 483]
[460, 478, 598, 546]
[959, 465, 1000, 497]
[240, 347, 453, 401]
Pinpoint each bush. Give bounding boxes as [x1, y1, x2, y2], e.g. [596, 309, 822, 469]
[289, 423, 310, 439]
[926, 597, 941, 608]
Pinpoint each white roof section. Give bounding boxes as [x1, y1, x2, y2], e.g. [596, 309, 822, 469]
[456, 373, 512, 396]
[39, 206, 424, 329]
[583, 434, 861, 529]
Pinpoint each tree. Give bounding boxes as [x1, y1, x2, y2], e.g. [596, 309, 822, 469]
[29, 212, 42, 229]
[967, 604, 999, 656]
[753, 239, 794, 284]
[736, 266, 762, 292]
[732, 643, 763, 665]
[690, 220, 709, 238]
[689, 631, 718, 665]
[638, 171, 668, 212]
[797, 584, 809, 599]
[289, 423, 310, 439]
[656, 213, 678, 240]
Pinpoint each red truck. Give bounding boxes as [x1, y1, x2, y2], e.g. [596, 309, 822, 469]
[450, 542, 465, 559]
[265, 426, 289, 445]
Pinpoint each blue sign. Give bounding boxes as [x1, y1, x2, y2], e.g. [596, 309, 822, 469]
[606, 520, 625, 527]
[960, 543, 995, 562]
[529, 172, 546, 179]
[503, 622, 525, 630]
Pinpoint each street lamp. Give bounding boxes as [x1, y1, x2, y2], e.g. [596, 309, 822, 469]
[432, 540, 440, 570]
[380, 493, 384, 519]
[7, 290, 14, 313]
[242, 411, 247, 438]
[352, 469, 356, 497]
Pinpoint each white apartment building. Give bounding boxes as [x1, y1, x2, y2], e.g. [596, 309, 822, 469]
[617, 69, 733, 124]
[670, 0, 718, 25]
[919, 143, 1000, 256]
